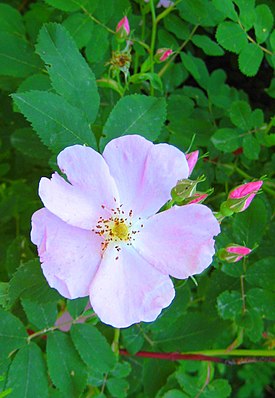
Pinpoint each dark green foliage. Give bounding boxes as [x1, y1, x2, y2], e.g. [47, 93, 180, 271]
[0, 0, 274, 397]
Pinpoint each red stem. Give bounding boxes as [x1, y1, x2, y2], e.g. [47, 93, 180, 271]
[119, 349, 223, 363]
[119, 350, 275, 366]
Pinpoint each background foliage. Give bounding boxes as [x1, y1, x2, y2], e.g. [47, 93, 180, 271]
[0, 0, 274, 397]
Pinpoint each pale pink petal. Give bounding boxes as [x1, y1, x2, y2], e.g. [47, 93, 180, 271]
[39, 145, 120, 229]
[186, 150, 199, 176]
[102, 135, 189, 219]
[133, 204, 220, 279]
[89, 245, 175, 328]
[31, 208, 102, 299]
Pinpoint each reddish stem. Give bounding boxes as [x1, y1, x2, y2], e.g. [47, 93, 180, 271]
[119, 350, 275, 366]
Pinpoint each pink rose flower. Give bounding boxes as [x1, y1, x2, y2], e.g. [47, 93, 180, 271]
[31, 135, 220, 328]
[186, 150, 199, 176]
[219, 244, 252, 263]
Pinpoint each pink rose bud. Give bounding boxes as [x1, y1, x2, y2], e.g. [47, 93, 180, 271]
[115, 16, 130, 42]
[188, 192, 208, 204]
[186, 150, 199, 176]
[220, 181, 263, 216]
[218, 244, 252, 263]
[155, 48, 173, 63]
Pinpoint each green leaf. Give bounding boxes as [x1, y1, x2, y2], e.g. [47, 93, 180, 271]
[177, 0, 224, 27]
[47, 331, 87, 397]
[11, 128, 51, 160]
[121, 326, 144, 355]
[254, 5, 274, 44]
[110, 362, 131, 379]
[0, 283, 9, 308]
[211, 128, 241, 152]
[192, 35, 224, 56]
[63, 13, 94, 49]
[44, 0, 87, 12]
[9, 260, 60, 307]
[245, 309, 264, 343]
[101, 95, 166, 149]
[0, 309, 27, 359]
[167, 95, 194, 121]
[246, 257, 275, 291]
[234, 0, 256, 30]
[212, 0, 238, 21]
[162, 391, 186, 398]
[67, 298, 89, 319]
[71, 324, 116, 373]
[0, 3, 25, 36]
[217, 290, 243, 320]
[242, 135, 261, 160]
[246, 288, 275, 320]
[6, 343, 48, 398]
[201, 379, 232, 398]
[36, 23, 99, 124]
[21, 299, 57, 329]
[238, 43, 264, 77]
[85, 25, 109, 64]
[0, 32, 41, 77]
[229, 100, 252, 130]
[106, 378, 129, 398]
[12, 91, 96, 153]
[129, 73, 163, 93]
[180, 52, 209, 89]
[265, 78, 275, 98]
[216, 22, 247, 54]
[232, 198, 268, 247]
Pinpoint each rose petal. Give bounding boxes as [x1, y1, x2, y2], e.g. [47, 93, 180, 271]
[39, 145, 120, 229]
[133, 204, 220, 279]
[31, 208, 102, 299]
[89, 245, 175, 328]
[103, 135, 189, 219]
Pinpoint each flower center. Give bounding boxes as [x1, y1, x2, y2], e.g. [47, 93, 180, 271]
[111, 220, 129, 241]
[92, 201, 144, 260]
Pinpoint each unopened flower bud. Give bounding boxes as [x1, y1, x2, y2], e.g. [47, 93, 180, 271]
[218, 244, 252, 263]
[186, 150, 199, 176]
[171, 175, 205, 203]
[188, 192, 208, 204]
[220, 181, 263, 215]
[115, 16, 130, 42]
[155, 48, 173, 63]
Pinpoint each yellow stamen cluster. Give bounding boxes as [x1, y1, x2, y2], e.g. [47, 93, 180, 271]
[92, 201, 144, 260]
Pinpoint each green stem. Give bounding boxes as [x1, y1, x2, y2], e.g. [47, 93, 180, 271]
[149, 0, 157, 95]
[190, 349, 275, 357]
[237, 19, 274, 56]
[112, 328, 121, 357]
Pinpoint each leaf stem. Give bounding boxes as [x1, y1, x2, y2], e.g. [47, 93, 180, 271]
[237, 19, 275, 56]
